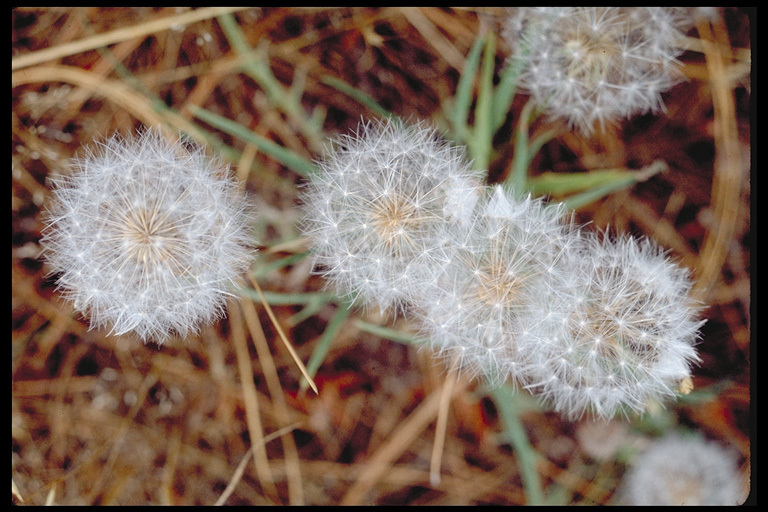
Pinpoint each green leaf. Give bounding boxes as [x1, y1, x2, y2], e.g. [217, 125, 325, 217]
[321, 75, 396, 121]
[240, 289, 337, 306]
[490, 383, 544, 505]
[447, 35, 485, 145]
[466, 33, 497, 172]
[490, 46, 525, 132]
[505, 98, 538, 198]
[189, 105, 317, 178]
[354, 320, 427, 346]
[251, 251, 311, 280]
[529, 161, 668, 210]
[300, 302, 352, 392]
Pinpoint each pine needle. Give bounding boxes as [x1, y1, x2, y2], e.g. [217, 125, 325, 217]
[229, 299, 278, 499]
[248, 275, 319, 395]
[429, 360, 460, 487]
[11, 7, 249, 71]
[215, 422, 302, 506]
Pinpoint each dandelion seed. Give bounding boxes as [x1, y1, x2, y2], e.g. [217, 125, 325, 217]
[41, 127, 254, 343]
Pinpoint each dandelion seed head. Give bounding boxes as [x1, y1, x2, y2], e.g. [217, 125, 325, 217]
[299, 118, 483, 314]
[519, 232, 703, 420]
[41, 127, 255, 343]
[619, 433, 746, 505]
[414, 185, 574, 386]
[503, 7, 691, 135]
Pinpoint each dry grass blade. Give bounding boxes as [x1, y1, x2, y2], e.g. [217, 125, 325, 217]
[430, 359, 460, 487]
[691, 17, 747, 303]
[11, 65, 201, 141]
[228, 299, 278, 500]
[400, 8, 466, 71]
[249, 275, 318, 395]
[340, 375, 470, 505]
[12, 7, 750, 505]
[239, 293, 305, 505]
[11, 7, 248, 71]
[215, 422, 303, 506]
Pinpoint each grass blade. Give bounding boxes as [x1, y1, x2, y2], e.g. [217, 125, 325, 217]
[490, 383, 544, 505]
[189, 105, 317, 178]
[447, 36, 484, 145]
[300, 302, 351, 392]
[321, 75, 395, 121]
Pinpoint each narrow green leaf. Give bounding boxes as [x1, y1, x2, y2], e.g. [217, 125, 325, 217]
[467, 33, 497, 171]
[251, 251, 311, 280]
[490, 49, 525, 132]
[560, 179, 636, 211]
[354, 320, 427, 346]
[219, 12, 322, 149]
[218, 13, 284, 102]
[506, 98, 537, 198]
[300, 303, 352, 392]
[491, 19, 537, 132]
[217, 12, 251, 55]
[529, 169, 636, 197]
[448, 36, 485, 145]
[525, 129, 557, 169]
[189, 105, 317, 177]
[530, 161, 668, 210]
[490, 383, 544, 505]
[240, 289, 336, 306]
[321, 75, 395, 121]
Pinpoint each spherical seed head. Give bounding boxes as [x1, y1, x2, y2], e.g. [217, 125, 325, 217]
[519, 232, 703, 420]
[41, 127, 255, 343]
[414, 185, 575, 385]
[620, 433, 745, 505]
[504, 7, 690, 135]
[299, 118, 484, 314]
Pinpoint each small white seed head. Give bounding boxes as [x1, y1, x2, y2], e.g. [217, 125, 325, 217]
[504, 7, 691, 134]
[413, 185, 576, 385]
[619, 433, 746, 505]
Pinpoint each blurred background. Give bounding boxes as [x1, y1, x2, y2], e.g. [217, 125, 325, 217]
[12, 8, 751, 505]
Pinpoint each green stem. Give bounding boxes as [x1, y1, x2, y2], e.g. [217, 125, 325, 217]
[448, 36, 485, 146]
[467, 34, 496, 172]
[490, 383, 544, 505]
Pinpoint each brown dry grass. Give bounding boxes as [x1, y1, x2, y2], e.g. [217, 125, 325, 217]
[12, 8, 752, 505]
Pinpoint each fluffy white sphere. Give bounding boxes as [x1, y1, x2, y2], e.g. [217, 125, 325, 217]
[620, 433, 746, 505]
[518, 232, 703, 419]
[504, 7, 690, 134]
[41, 128, 254, 343]
[413, 185, 576, 385]
[299, 118, 484, 314]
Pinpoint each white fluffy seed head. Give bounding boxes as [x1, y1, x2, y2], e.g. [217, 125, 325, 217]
[41, 127, 255, 343]
[619, 433, 746, 505]
[299, 118, 484, 314]
[413, 185, 576, 385]
[518, 232, 703, 420]
[504, 7, 691, 135]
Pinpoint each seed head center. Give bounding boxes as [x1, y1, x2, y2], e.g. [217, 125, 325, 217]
[370, 195, 422, 251]
[121, 207, 180, 267]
